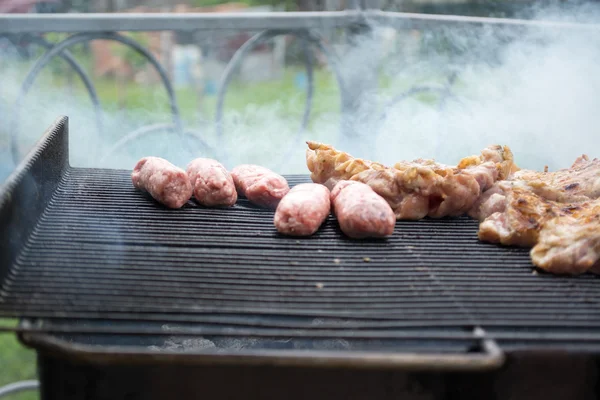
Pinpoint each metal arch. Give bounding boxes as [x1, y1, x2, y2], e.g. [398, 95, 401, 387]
[437, 70, 458, 110]
[280, 29, 350, 168]
[0, 34, 34, 60]
[99, 123, 216, 165]
[379, 72, 459, 121]
[305, 29, 349, 126]
[215, 29, 348, 169]
[0, 33, 103, 146]
[10, 31, 183, 164]
[3, 34, 104, 136]
[377, 72, 460, 159]
[214, 29, 314, 167]
[0, 380, 39, 398]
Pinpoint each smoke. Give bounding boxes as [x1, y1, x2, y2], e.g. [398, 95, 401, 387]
[341, 4, 600, 170]
[2, 3, 600, 184]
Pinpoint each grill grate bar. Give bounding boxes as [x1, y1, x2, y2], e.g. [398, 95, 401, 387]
[2, 168, 600, 351]
[5, 287, 597, 309]
[10, 270, 599, 292]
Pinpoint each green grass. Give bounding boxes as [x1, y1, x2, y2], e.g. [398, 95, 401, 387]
[0, 320, 38, 400]
[76, 66, 342, 126]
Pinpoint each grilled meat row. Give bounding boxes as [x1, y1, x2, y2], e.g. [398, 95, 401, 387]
[305, 142, 599, 276]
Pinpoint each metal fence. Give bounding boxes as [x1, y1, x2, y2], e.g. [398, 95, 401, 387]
[1, 6, 600, 167]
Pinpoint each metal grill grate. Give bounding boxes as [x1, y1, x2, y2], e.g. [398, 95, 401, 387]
[1, 118, 600, 361]
[1, 167, 600, 349]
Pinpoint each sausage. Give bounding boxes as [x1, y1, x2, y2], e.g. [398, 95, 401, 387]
[186, 158, 237, 207]
[331, 180, 395, 238]
[231, 164, 290, 209]
[131, 157, 193, 209]
[329, 180, 358, 210]
[274, 183, 331, 236]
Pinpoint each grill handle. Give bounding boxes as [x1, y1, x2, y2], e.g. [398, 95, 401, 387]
[16, 327, 504, 372]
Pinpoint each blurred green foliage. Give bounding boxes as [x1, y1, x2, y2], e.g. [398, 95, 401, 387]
[110, 32, 151, 71]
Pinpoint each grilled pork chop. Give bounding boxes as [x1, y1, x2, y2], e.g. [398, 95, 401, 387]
[470, 155, 600, 221]
[475, 155, 600, 275]
[306, 141, 516, 220]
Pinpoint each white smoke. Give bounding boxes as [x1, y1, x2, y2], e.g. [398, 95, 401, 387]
[1, 3, 600, 182]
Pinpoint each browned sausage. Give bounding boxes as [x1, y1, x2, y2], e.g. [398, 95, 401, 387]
[132, 157, 193, 209]
[331, 180, 395, 238]
[231, 164, 290, 209]
[186, 158, 237, 207]
[274, 183, 331, 236]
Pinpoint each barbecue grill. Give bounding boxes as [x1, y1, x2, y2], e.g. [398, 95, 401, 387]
[1, 116, 600, 399]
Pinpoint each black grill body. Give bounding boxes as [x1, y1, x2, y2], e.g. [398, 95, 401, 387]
[2, 116, 600, 399]
[33, 352, 600, 400]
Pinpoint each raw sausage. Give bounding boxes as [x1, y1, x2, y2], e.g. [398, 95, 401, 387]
[331, 180, 395, 238]
[186, 158, 237, 207]
[329, 180, 357, 211]
[274, 183, 331, 236]
[231, 164, 290, 209]
[132, 157, 193, 209]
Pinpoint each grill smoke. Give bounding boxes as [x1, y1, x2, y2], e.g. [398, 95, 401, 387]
[1, 3, 600, 183]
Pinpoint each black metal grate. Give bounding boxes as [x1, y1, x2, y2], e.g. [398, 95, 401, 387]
[2, 166, 600, 353]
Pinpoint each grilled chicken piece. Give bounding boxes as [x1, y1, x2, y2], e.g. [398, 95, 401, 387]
[478, 187, 563, 247]
[475, 155, 600, 275]
[532, 204, 600, 275]
[470, 155, 600, 221]
[306, 141, 516, 220]
[478, 187, 600, 275]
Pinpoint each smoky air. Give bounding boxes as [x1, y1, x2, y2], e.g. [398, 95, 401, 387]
[1, 3, 599, 181]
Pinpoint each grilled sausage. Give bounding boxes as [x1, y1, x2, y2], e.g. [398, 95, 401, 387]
[132, 157, 193, 209]
[331, 180, 395, 238]
[186, 158, 237, 207]
[274, 183, 331, 236]
[329, 180, 357, 211]
[231, 164, 290, 209]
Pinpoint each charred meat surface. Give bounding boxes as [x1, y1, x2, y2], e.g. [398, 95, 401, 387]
[470, 155, 600, 221]
[274, 183, 331, 236]
[331, 180, 395, 239]
[479, 189, 600, 275]
[131, 157, 193, 209]
[478, 187, 562, 247]
[231, 164, 290, 209]
[475, 155, 600, 275]
[531, 203, 600, 275]
[306, 141, 515, 220]
[186, 158, 237, 207]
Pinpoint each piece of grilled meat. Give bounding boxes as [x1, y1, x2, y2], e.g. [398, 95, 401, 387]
[531, 203, 600, 275]
[475, 155, 600, 275]
[470, 155, 600, 221]
[478, 187, 600, 275]
[306, 141, 516, 220]
[478, 187, 571, 247]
